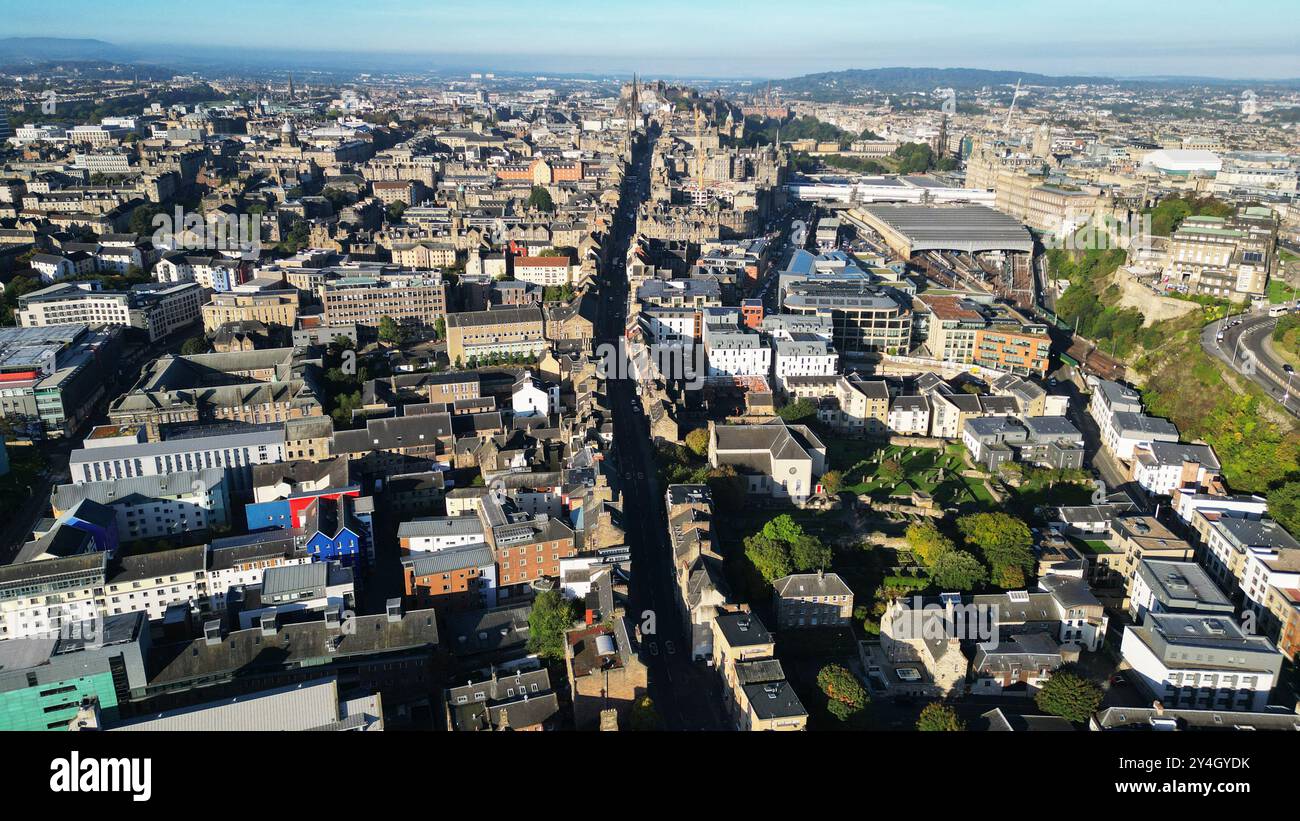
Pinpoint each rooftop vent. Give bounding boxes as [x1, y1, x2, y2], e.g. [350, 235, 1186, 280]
[203, 619, 222, 646]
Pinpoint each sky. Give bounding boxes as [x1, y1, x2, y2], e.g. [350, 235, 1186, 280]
[4, 0, 1299, 79]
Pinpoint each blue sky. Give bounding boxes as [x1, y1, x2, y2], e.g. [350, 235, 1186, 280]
[5, 0, 1299, 78]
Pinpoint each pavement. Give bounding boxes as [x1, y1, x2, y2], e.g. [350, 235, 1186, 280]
[1051, 366, 1131, 495]
[1202, 310, 1300, 417]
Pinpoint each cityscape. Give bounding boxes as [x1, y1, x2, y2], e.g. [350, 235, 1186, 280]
[0, 1, 1298, 776]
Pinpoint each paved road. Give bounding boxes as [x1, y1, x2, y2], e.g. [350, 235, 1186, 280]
[1060, 382, 1129, 494]
[595, 126, 724, 730]
[1202, 311, 1300, 417]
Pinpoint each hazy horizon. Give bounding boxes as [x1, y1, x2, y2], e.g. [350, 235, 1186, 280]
[4, 0, 1298, 80]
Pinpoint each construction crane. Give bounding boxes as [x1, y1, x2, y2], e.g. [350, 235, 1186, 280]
[1002, 78, 1022, 134]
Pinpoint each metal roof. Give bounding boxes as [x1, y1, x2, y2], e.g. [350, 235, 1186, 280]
[860, 204, 1034, 254]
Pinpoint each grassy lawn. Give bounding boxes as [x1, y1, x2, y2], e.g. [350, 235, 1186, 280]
[1069, 536, 1118, 556]
[834, 440, 991, 508]
[1268, 278, 1297, 304]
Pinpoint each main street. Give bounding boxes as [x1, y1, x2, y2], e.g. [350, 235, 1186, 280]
[594, 125, 724, 730]
[1202, 311, 1300, 417]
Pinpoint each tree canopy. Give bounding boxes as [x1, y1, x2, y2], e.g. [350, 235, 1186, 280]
[377, 315, 406, 345]
[1035, 669, 1103, 723]
[957, 512, 1034, 588]
[528, 185, 555, 212]
[817, 663, 868, 722]
[916, 702, 966, 731]
[1267, 481, 1300, 536]
[743, 514, 831, 583]
[527, 589, 580, 661]
[930, 549, 987, 591]
[684, 427, 710, 458]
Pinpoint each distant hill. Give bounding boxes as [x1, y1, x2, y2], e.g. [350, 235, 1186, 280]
[0, 37, 124, 63]
[774, 66, 1114, 96]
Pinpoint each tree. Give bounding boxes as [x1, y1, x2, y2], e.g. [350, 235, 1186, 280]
[629, 695, 664, 731]
[745, 515, 831, 580]
[386, 201, 407, 222]
[526, 589, 579, 661]
[543, 284, 576, 302]
[128, 202, 164, 237]
[878, 456, 905, 483]
[705, 465, 745, 512]
[906, 521, 955, 568]
[684, 427, 710, 458]
[180, 335, 211, 356]
[790, 533, 832, 573]
[744, 533, 793, 583]
[1035, 669, 1103, 723]
[377, 315, 405, 345]
[957, 512, 1034, 586]
[916, 702, 965, 731]
[777, 398, 815, 423]
[817, 663, 867, 722]
[930, 549, 987, 591]
[1267, 481, 1300, 535]
[892, 142, 937, 174]
[280, 219, 310, 253]
[820, 469, 843, 496]
[433, 317, 447, 341]
[528, 185, 554, 212]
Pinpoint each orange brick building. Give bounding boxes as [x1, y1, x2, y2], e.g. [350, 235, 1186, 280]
[401, 542, 496, 612]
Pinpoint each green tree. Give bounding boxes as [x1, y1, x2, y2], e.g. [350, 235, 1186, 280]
[777, 398, 815, 423]
[878, 456, 905, 483]
[684, 427, 710, 458]
[128, 202, 164, 237]
[543, 284, 575, 302]
[526, 589, 579, 661]
[280, 219, 311, 253]
[377, 315, 405, 345]
[820, 469, 843, 496]
[905, 521, 955, 568]
[817, 663, 867, 722]
[745, 515, 831, 580]
[330, 391, 363, 427]
[744, 533, 793, 583]
[892, 142, 937, 174]
[930, 549, 987, 591]
[528, 185, 555, 212]
[1035, 669, 1103, 723]
[386, 201, 407, 222]
[180, 334, 211, 356]
[957, 512, 1034, 585]
[1267, 482, 1300, 535]
[916, 702, 966, 731]
[790, 533, 832, 573]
